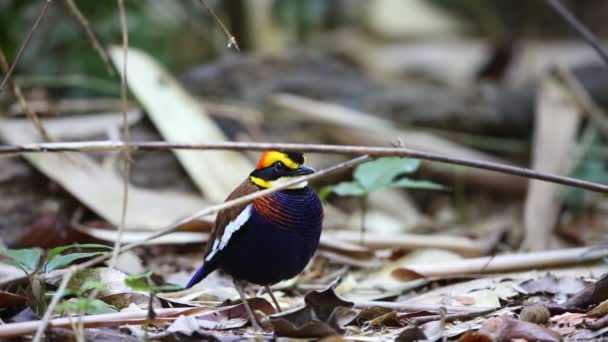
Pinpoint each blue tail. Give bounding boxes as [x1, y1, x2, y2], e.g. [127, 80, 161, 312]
[185, 264, 213, 289]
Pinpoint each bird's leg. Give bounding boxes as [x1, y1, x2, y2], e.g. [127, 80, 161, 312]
[264, 285, 282, 313]
[233, 280, 262, 331]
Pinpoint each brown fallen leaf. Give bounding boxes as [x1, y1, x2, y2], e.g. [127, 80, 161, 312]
[396, 325, 427, 342]
[195, 297, 276, 330]
[368, 311, 401, 328]
[587, 314, 608, 330]
[550, 312, 586, 327]
[458, 314, 561, 342]
[355, 306, 394, 324]
[390, 268, 425, 282]
[563, 273, 608, 310]
[587, 299, 608, 317]
[271, 280, 357, 337]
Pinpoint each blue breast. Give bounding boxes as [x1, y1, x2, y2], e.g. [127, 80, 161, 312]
[214, 187, 323, 285]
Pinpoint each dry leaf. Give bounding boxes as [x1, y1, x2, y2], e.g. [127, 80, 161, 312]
[459, 314, 561, 342]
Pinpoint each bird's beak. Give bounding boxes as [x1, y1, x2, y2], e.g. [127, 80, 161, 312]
[291, 165, 316, 176]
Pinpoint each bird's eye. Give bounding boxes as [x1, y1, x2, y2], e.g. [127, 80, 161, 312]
[274, 161, 285, 171]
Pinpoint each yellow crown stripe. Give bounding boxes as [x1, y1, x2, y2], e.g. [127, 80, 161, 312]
[260, 151, 299, 170]
[250, 176, 272, 188]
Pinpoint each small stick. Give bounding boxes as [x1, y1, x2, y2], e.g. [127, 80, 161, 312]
[198, 0, 240, 51]
[546, 0, 608, 66]
[409, 308, 498, 324]
[0, 0, 52, 91]
[63, 0, 115, 76]
[109, 0, 131, 269]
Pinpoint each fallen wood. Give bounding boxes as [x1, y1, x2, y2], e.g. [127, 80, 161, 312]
[400, 247, 608, 277]
[0, 307, 208, 339]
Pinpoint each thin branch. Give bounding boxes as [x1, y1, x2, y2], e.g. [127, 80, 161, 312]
[0, 48, 52, 141]
[63, 0, 115, 76]
[109, 0, 131, 269]
[32, 268, 73, 342]
[0, 307, 208, 339]
[1, 141, 607, 193]
[0, 0, 52, 92]
[409, 308, 498, 324]
[198, 0, 240, 51]
[49, 155, 371, 277]
[546, 0, 608, 65]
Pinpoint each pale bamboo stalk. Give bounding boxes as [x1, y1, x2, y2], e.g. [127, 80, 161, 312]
[405, 247, 608, 277]
[325, 230, 488, 257]
[0, 307, 198, 339]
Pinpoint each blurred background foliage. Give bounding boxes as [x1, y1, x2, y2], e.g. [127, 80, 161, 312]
[2, 0, 607, 84]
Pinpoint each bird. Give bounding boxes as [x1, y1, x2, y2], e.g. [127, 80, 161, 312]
[185, 150, 324, 330]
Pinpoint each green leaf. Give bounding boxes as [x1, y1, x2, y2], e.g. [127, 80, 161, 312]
[125, 272, 155, 292]
[354, 158, 421, 191]
[125, 272, 181, 293]
[389, 178, 446, 191]
[45, 252, 109, 273]
[47, 243, 112, 262]
[55, 298, 117, 315]
[80, 280, 106, 293]
[0, 249, 41, 274]
[155, 283, 184, 292]
[322, 181, 367, 198]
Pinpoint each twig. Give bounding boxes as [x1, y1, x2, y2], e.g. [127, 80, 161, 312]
[353, 302, 490, 314]
[546, 0, 608, 65]
[47, 155, 371, 277]
[63, 0, 115, 76]
[0, 0, 52, 92]
[32, 268, 74, 342]
[198, 0, 240, 51]
[0, 307, 207, 339]
[109, 0, 131, 269]
[0, 49, 52, 141]
[409, 308, 498, 324]
[1, 141, 607, 193]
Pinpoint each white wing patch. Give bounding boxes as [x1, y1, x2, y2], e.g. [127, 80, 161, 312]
[205, 204, 253, 261]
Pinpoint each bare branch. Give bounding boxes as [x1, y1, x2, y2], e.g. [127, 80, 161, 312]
[109, 0, 131, 269]
[546, 0, 608, 65]
[0, 0, 52, 92]
[1, 140, 606, 193]
[63, 0, 115, 76]
[198, 0, 240, 51]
